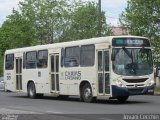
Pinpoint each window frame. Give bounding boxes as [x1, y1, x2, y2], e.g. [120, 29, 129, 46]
[25, 51, 37, 69]
[37, 50, 48, 69]
[80, 44, 95, 67]
[64, 46, 80, 67]
[61, 48, 65, 67]
[5, 54, 14, 70]
[23, 52, 26, 69]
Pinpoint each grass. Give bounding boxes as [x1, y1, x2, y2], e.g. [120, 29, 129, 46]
[155, 87, 160, 93]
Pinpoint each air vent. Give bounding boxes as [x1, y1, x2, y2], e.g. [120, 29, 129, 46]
[122, 78, 148, 83]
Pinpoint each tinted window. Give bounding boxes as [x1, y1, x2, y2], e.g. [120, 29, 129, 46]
[64, 46, 80, 67]
[51, 56, 55, 72]
[26, 51, 37, 69]
[5, 54, 14, 70]
[23, 53, 26, 69]
[56, 55, 59, 72]
[37, 50, 48, 68]
[61, 48, 64, 67]
[80, 45, 95, 67]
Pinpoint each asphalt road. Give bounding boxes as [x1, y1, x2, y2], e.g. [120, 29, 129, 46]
[0, 92, 160, 120]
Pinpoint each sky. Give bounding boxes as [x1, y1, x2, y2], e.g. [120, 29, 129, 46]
[0, 0, 127, 26]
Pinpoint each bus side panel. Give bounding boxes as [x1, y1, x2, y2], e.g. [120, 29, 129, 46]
[59, 82, 79, 95]
[4, 70, 16, 92]
[59, 67, 97, 96]
[35, 69, 50, 94]
[59, 82, 68, 95]
[79, 67, 97, 97]
[22, 69, 50, 94]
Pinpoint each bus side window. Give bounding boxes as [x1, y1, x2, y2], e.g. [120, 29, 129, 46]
[23, 52, 26, 69]
[80, 44, 95, 67]
[5, 54, 14, 70]
[37, 50, 48, 68]
[64, 46, 80, 67]
[26, 51, 37, 69]
[61, 48, 64, 67]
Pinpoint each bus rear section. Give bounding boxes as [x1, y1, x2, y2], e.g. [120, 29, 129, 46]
[4, 53, 16, 92]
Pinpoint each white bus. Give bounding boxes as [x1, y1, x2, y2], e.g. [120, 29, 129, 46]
[4, 36, 155, 102]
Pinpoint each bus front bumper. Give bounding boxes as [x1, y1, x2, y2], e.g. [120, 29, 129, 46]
[112, 84, 155, 97]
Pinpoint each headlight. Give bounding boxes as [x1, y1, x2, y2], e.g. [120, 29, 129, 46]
[147, 80, 155, 86]
[116, 80, 125, 87]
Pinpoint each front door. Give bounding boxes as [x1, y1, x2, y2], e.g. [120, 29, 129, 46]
[50, 54, 59, 92]
[15, 58, 22, 90]
[97, 49, 110, 95]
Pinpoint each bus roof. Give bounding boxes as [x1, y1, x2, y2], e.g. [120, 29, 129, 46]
[5, 35, 148, 54]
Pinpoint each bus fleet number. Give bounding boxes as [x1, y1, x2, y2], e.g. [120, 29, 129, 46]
[7, 76, 11, 80]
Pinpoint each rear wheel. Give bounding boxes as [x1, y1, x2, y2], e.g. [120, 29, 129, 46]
[81, 83, 95, 103]
[117, 96, 129, 103]
[27, 82, 37, 99]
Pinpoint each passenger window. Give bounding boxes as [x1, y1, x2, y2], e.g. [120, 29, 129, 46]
[26, 51, 37, 69]
[80, 45, 95, 67]
[5, 54, 14, 70]
[23, 53, 26, 69]
[37, 50, 48, 68]
[64, 46, 80, 67]
[61, 48, 64, 67]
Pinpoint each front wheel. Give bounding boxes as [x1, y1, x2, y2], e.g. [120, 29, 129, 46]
[117, 96, 129, 103]
[27, 82, 37, 99]
[81, 83, 95, 103]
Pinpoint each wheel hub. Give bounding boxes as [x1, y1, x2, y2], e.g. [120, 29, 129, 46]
[84, 88, 91, 98]
[29, 87, 34, 96]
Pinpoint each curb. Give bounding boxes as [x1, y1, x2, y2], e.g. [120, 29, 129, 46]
[154, 92, 160, 95]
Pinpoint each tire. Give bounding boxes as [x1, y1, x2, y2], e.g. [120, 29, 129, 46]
[81, 83, 95, 103]
[117, 96, 129, 103]
[27, 82, 37, 99]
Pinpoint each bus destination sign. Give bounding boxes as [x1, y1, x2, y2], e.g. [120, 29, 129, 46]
[112, 38, 150, 47]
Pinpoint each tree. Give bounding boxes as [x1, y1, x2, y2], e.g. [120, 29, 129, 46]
[0, 0, 112, 75]
[0, 52, 3, 76]
[0, 9, 36, 53]
[120, 0, 160, 65]
[60, 2, 112, 42]
[1, 0, 112, 45]
[19, 0, 71, 44]
[0, 10, 36, 76]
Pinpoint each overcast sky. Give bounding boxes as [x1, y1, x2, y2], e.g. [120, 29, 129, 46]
[0, 0, 127, 26]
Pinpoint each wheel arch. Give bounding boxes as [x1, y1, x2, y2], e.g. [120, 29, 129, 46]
[27, 80, 35, 89]
[27, 80, 38, 98]
[79, 80, 92, 95]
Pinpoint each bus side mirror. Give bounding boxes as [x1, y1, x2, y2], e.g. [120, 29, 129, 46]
[111, 52, 115, 61]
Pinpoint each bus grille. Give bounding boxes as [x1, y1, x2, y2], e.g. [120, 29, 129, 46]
[122, 78, 148, 83]
[128, 88, 144, 95]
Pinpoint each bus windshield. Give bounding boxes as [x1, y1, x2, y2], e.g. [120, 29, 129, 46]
[112, 48, 153, 76]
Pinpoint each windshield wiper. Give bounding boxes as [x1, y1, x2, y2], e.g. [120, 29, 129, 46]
[123, 48, 137, 75]
[122, 47, 132, 59]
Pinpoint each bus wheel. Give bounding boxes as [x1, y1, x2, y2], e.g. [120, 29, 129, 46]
[28, 82, 36, 99]
[117, 96, 129, 103]
[81, 83, 95, 103]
